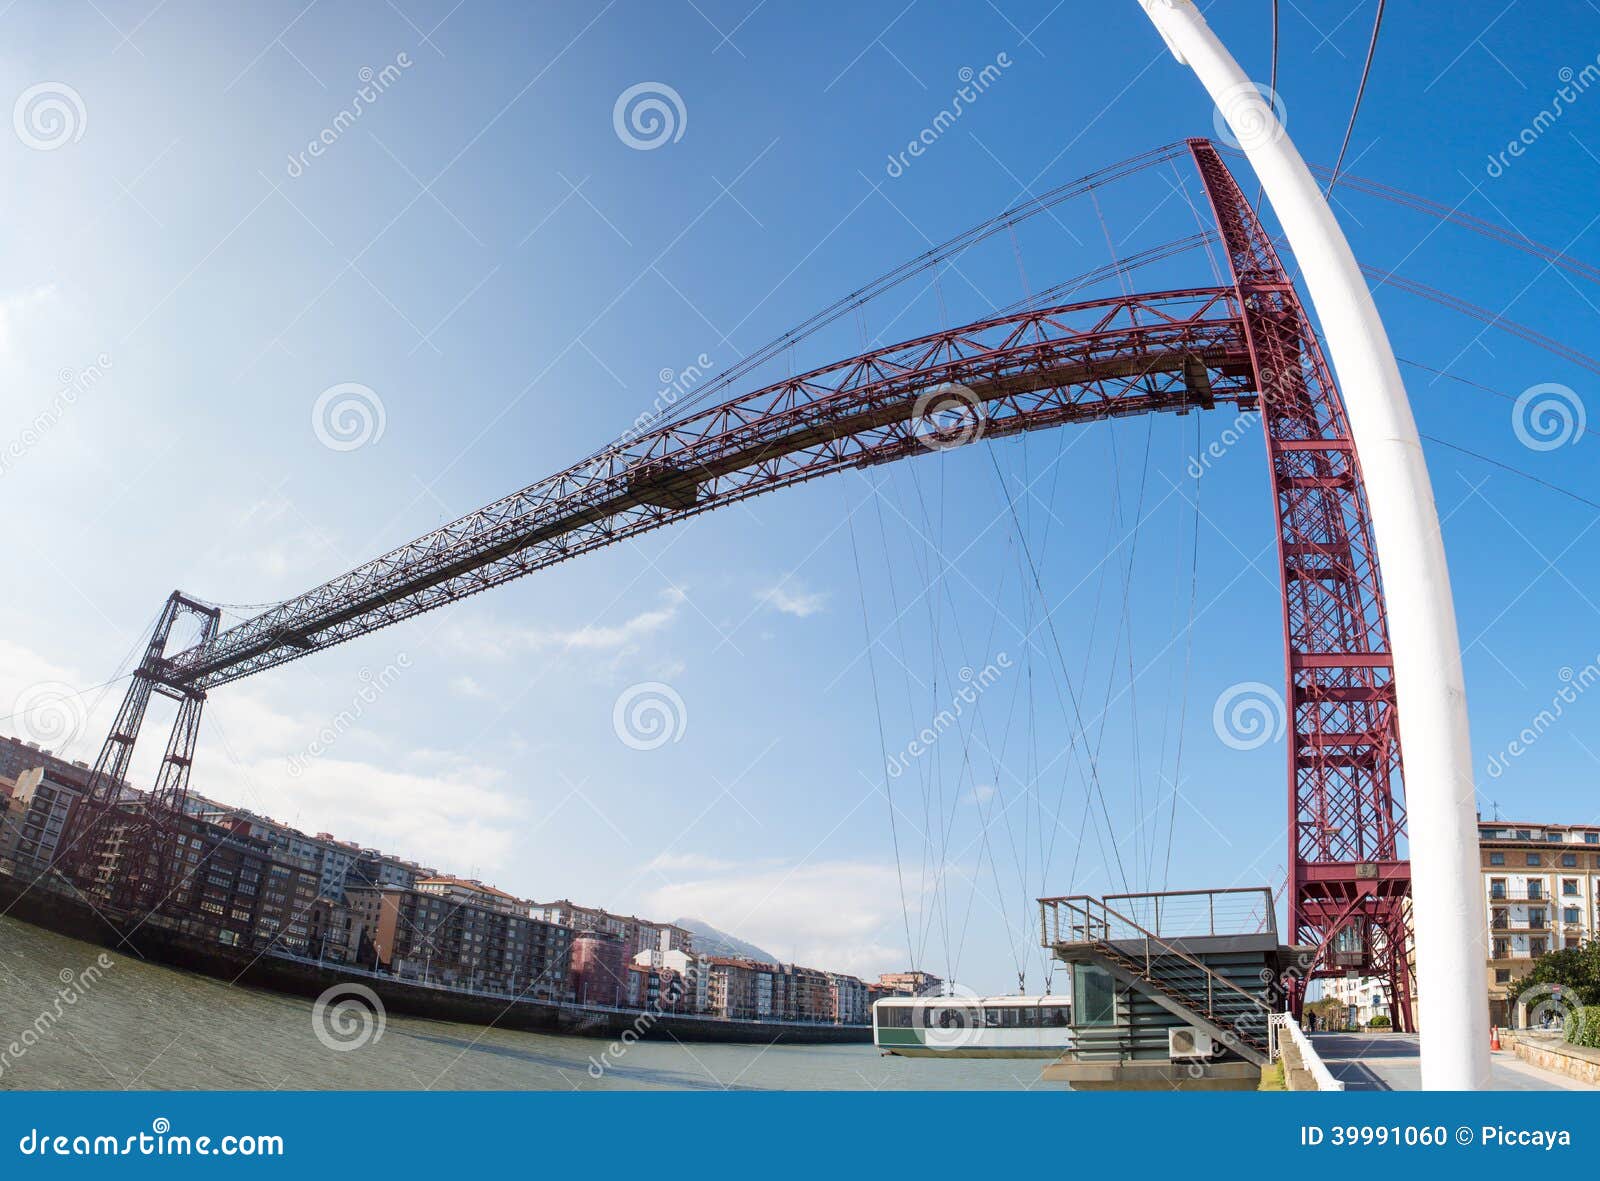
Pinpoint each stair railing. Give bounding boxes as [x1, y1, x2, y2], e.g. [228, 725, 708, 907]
[1039, 894, 1275, 1037]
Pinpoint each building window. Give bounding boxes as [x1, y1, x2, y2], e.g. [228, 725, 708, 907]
[1492, 938, 1509, 959]
[1526, 853, 1542, 867]
[1564, 879, 1580, 896]
[1530, 938, 1548, 957]
[1528, 881, 1543, 899]
[1562, 853, 1578, 868]
[1490, 879, 1506, 899]
[1494, 968, 1511, 984]
[1564, 908, 1581, 925]
[1587, 833, 1599, 844]
[1490, 852, 1505, 866]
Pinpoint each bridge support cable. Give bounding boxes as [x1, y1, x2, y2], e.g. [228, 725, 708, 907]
[593, 143, 1191, 442]
[844, 493, 920, 975]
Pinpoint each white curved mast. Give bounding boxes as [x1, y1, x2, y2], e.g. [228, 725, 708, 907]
[1135, 0, 1489, 1090]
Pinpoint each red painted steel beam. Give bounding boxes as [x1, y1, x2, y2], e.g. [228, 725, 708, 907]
[1187, 138, 1412, 1029]
[157, 289, 1255, 689]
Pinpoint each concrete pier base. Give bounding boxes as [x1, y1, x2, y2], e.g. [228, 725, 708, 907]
[1042, 1057, 1262, 1091]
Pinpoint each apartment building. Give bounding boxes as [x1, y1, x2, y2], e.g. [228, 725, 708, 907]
[633, 947, 711, 1013]
[570, 930, 628, 1006]
[877, 970, 944, 997]
[1479, 820, 1600, 1025]
[349, 882, 572, 999]
[0, 764, 89, 870]
[194, 802, 429, 902]
[829, 973, 870, 1025]
[1320, 973, 1392, 1028]
[705, 957, 765, 1019]
[80, 803, 323, 953]
[0, 735, 93, 787]
[416, 875, 524, 915]
[530, 898, 693, 963]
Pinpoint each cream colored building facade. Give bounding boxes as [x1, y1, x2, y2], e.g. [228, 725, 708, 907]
[1478, 820, 1600, 1026]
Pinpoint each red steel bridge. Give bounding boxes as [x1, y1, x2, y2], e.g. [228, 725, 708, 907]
[60, 140, 1413, 1027]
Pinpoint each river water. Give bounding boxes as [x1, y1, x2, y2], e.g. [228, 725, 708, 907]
[0, 917, 1049, 1091]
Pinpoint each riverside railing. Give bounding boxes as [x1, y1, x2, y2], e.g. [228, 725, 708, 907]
[1038, 886, 1276, 945]
[1269, 1012, 1345, 1091]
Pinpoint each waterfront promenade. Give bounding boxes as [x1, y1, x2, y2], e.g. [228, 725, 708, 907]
[1311, 1033, 1594, 1092]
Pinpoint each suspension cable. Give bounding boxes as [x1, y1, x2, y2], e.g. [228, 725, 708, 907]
[1326, 0, 1387, 195]
[604, 144, 1187, 440]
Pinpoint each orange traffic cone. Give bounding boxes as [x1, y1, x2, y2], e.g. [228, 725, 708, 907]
[1490, 1026, 1501, 1052]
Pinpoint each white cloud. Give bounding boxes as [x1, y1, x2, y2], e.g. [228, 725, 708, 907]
[0, 636, 101, 762]
[0, 284, 59, 357]
[247, 755, 524, 873]
[644, 851, 747, 874]
[439, 588, 687, 663]
[757, 581, 827, 618]
[448, 675, 489, 699]
[643, 858, 919, 978]
[0, 637, 526, 878]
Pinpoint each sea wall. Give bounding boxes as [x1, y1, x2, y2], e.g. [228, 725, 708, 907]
[1505, 1031, 1600, 1085]
[0, 870, 869, 1047]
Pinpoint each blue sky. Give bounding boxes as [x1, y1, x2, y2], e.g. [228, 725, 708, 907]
[3, 0, 1599, 992]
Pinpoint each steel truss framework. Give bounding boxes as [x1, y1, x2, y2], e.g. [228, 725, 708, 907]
[1190, 141, 1410, 1028]
[59, 592, 220, 912]
[64, 143, 1411, 1025]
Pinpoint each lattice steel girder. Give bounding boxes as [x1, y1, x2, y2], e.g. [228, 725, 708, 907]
[1187, 139, 1411, 1026]
[156, 288, 1257, 689]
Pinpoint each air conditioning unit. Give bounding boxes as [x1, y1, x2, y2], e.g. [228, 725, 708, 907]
[1168, 1026, 1215, 1060]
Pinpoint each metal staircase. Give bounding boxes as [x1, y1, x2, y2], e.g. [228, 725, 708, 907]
[1040, 889, 1280, 1067]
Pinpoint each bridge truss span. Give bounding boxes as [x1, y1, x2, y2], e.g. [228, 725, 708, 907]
[165, 287, 1256, 689]
[67, 141, 1413, 1026]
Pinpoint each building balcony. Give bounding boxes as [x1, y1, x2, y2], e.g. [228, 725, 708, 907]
[1488, 891, 1549, 903]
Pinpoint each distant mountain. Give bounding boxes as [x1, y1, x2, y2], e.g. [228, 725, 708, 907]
[675, 918, 779, 964]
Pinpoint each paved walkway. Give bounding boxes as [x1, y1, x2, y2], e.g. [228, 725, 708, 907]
[1309, 1032, 1594, 1091]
